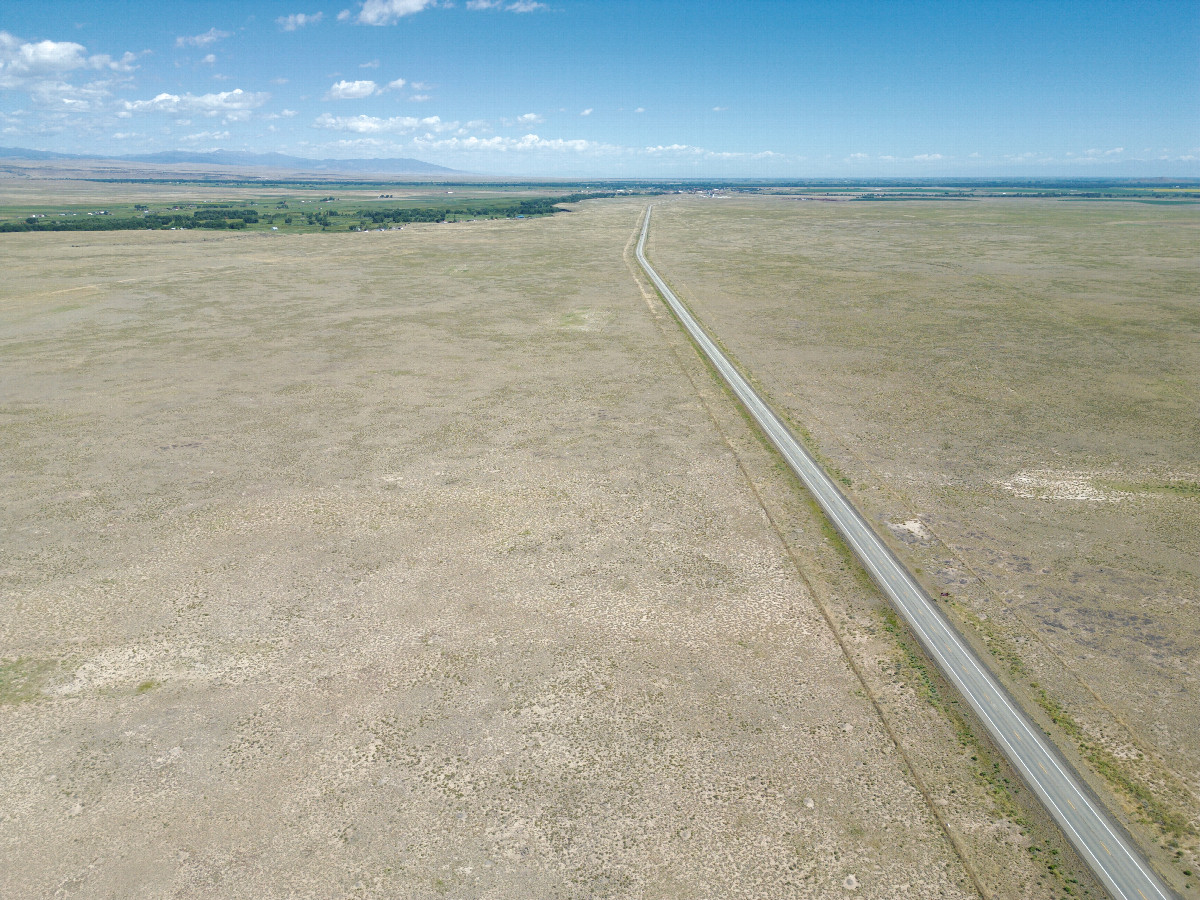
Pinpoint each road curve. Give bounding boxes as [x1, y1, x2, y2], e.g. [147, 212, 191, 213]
[635, 206, 1175, 900]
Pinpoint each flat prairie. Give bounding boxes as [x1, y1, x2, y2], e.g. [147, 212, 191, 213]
[645, 196, 1200, 889]
[0, 197, 1092, 898]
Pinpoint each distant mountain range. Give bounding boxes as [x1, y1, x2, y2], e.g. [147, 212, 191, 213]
[0, 146, 463, 175]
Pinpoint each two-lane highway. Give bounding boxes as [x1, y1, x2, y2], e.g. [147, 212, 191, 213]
[635, 206, 1175, 900]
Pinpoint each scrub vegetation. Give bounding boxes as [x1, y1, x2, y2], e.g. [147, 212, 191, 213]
[646, 195, 1200, 893]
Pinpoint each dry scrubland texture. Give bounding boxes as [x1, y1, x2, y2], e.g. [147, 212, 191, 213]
[1, 201, 994, 898]
[647, 197, 1200, 886]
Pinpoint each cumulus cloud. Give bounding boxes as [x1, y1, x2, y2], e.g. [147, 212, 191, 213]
[414, 133, 604, 153]
[182, 130, 231, 142]
[711, 106, 727, 112]
[0, 31, 141, 118]
[501, 112, 543, 126]
[201, 53, 216, 65]
[278, 12, 324, 31]
[0, 31, 138, 76]
[579, 108, 592, 116]
[466, 0, 546, 9]
[386, 77, 406, 90]
[634, 107, 644, 113]
[175, 28, 231, 48]
[326, 79, 377, 99]
[361, 59, 380, 68]
[912, 153, 944, 161]
[314, 112, 457, 133]
[122, 88, 270, 116]
[409, 93, 431, 102]
[356, 0, 440, 25]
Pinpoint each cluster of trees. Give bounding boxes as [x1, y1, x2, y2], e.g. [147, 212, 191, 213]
[360, 191, 621, 225]
[2, 208, 260, 232]
[0, 190, 644, 233]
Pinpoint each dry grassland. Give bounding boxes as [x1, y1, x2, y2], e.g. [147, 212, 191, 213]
[0, 196, 1092, 898]
[645, 196, 1200, 893]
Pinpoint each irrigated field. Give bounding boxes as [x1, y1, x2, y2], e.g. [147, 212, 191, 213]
[645, 196, 1200, 893]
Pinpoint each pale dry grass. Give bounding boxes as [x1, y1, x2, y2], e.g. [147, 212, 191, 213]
[646, 195, 1200, 889]
[0, 202, 1005, 898]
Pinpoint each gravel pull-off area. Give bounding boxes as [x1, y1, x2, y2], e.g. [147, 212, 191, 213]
[1, 202, 980, 898]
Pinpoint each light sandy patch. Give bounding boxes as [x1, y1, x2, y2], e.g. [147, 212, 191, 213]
[998, 470, 1127, 502]
[889, 518, 931, 539]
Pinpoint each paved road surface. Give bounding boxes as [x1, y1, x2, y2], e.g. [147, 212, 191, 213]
[635, 206, 1176, 900]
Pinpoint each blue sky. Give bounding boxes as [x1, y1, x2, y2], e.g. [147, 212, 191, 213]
[1, 0, 1197, 177]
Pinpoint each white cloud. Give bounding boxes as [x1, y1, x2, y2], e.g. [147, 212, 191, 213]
[278, 12, 324, 31]
[122, 88, 270, 116]
[467, 0, 546, 9]
[413, 133, 606, 153]
[356, 0, 439, 25]
[409, 93, 431, 102]
[847, 152, 868, 159]
[634, 107, 644, 113]
[201, 53, 216, 65]
[314, 112, 457, 133]
[361, 59, 380, 68]
[912, 153, 944, 161]
[579, 108, 592, 116]
[0, 33, 143, 117]
[0, 31, 138, 76]
[182, 130, 230, 142]
[502, 112, 543, 126]
[175, 28, 231, 48]
[338, 9, 352, 20]
[326, 79, 377, 99]
[711, 106, 727, 112]
[386, 77, 406, 90]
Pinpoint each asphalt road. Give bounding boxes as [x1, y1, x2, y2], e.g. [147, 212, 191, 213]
[635, 206, 1176, 900]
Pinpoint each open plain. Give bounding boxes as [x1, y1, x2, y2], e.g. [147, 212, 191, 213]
[645, 196, 1200, 893]
[0, 194, 1109, 898]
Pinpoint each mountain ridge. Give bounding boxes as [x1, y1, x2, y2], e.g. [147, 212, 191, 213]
[0, 146, 463, 175]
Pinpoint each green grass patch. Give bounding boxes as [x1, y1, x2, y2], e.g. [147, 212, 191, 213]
[1029, 682, 1195, 839]
[0, 657, 57, 705]
[1097, 478, 1200, 499]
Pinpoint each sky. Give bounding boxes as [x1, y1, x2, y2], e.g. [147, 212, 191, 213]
[1, 0, 1197, 177]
